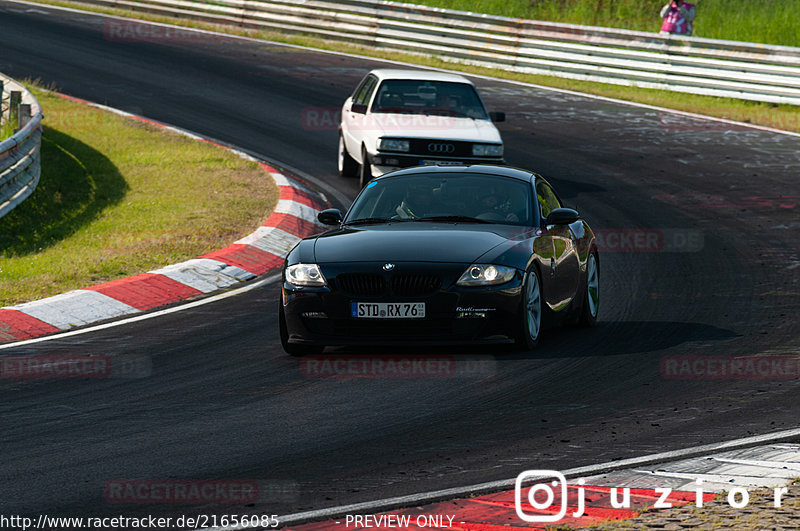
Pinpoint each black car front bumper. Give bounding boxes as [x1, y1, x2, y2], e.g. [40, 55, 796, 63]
[282, 263, 523, 347]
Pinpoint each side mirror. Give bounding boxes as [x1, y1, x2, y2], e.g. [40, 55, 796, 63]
[489, 111, 505, 123]
[351, 103, 367, 114]
[317, 208, 343, 226]
[545, 208, 580, 226]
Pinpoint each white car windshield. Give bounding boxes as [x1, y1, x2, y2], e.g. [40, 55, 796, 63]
[370, 80, 489, 120]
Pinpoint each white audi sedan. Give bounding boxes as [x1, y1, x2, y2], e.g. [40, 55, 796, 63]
[338, 69, 506, 187]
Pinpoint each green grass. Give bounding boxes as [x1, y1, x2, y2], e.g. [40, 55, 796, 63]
[0, 86, 278, 306]
[411, 0, 800, 47]
[0, 120, 13, 140]
[1, 100, 15, 140]
[1, 89, 24, 140]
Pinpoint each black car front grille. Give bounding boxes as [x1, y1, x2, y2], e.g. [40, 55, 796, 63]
[336, 274, 386, 297]
[335, 273, 442, 297]
[391, 274, 441, 296]
[408, 139, 472, 157]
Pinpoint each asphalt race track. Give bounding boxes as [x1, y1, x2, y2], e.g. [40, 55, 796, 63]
[1, 3, 799, 524]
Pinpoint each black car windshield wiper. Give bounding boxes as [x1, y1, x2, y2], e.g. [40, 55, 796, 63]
[415, 215, 491, 224]
[345, 217, 413, 225]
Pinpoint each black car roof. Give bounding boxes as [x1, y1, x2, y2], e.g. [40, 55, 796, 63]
[375, 164, 537, 183]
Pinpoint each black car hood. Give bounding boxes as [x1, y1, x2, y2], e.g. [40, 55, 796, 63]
[313, 223, 517, 263]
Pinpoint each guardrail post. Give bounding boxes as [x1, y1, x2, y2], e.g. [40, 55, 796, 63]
[0, 73, 43, 220]
[10, 90, 21, 125]
[18, 104, 32, 130]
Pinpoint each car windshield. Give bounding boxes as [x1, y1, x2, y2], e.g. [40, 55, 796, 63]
[370, 80, 489, 120]
[346, 173, 533, 226]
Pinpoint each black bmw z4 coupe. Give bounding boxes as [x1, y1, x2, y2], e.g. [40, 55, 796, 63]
[279, 165, 599, 355]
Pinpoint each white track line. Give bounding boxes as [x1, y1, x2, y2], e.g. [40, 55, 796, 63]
[630, 470, 792, 488]
[712, 457, 800, 470]
[268, 429, 800, 528]
[8, 0, 800, 140]
[0, 274, 280, 350]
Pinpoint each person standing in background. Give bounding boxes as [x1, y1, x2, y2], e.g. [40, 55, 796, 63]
[660, 0, 696, 36]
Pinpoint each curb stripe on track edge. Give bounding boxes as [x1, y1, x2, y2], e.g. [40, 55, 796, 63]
[0, 93, 330, 343]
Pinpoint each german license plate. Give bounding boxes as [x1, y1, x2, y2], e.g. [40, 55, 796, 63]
[351, 302, 426, 319]
[421, 160, 462, 166]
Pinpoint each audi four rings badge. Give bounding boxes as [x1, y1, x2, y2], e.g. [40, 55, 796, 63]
[428, 143, 455, 153]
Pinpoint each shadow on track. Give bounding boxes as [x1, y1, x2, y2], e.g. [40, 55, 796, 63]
[322, 320, 738, 360]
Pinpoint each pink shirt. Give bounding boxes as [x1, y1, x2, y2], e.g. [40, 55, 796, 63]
[660, 2, 696, 35]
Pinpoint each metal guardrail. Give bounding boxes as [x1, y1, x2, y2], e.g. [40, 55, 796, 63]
[80, 0, 800, 105]
[0, 75, 43, 220]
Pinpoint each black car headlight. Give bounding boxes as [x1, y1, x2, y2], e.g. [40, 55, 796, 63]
[456, 264, 516, 286]
[286, 263, 327, 287]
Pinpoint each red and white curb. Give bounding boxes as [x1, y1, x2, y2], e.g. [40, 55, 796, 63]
[0, 95, 329, 343]
[286, 486, 708, 530]
[269, 429, 800, 531]
[284, 444, 800, 530]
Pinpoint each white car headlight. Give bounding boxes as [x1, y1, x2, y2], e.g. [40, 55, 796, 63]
[378, 138, 410, 152]
[472, 144, 503, 157]
[286, 263, 327, 287]
[457, 264, 516, 286]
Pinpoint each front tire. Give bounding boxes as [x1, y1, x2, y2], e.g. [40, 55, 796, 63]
[338, 133, 358, 178]
[515, 266, 542, 350]
[280, 302, 324, 356]
[578, 251, 599, 327]
[359, 146, 372, 188]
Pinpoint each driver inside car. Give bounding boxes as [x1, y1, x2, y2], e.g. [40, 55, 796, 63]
[477, 191, 519, 222]
[395, 185, 433, 219]
[435, 92, 459, 113]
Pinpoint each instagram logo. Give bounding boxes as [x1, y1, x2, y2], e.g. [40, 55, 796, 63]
[515, 470, 578, 523]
